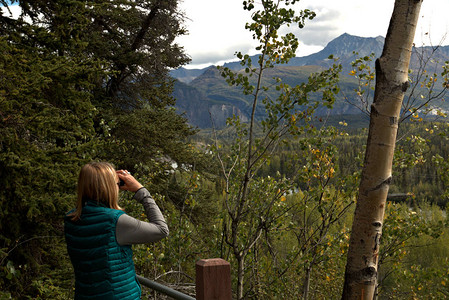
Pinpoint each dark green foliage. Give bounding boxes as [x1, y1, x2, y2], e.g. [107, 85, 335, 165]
[0, 35, 103, 297]
[0, 0, 198, 297]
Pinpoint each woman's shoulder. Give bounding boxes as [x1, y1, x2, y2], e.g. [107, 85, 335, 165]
[66, 202, 126, 223]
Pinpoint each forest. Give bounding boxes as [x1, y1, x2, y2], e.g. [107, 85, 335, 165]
[1, 0, 449, 299]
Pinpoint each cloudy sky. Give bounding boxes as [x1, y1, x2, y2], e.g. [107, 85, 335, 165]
[3, 1, 448, 69]
[177, 0, 449, 69]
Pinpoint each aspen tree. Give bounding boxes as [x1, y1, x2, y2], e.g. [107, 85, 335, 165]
[342, 0, 423, 298]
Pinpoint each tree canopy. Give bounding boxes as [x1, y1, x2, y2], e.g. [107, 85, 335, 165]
[0, 0, 200, 296]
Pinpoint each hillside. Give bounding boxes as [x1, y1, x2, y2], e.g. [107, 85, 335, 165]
[172, 33, 449, 128]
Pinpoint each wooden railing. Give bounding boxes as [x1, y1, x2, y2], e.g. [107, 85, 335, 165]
[138, 258, 231, 300]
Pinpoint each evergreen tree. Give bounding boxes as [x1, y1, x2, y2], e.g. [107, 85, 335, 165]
[0, 0, 197, 297]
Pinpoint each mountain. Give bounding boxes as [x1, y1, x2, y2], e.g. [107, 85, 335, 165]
[171, 33, 449, 128]
[288, 33, 384, 68]
[219, 33, 385, 71]
[173, 70, 249, 128]
[409, 44, 449, 75]
[170, 68, 206, 84]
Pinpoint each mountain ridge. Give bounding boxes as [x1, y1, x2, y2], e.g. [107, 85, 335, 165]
[171, 33, 386, 83]
[171, 33, 449, 128]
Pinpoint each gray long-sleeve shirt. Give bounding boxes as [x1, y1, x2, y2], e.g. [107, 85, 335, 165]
[116, 187, 169, 245]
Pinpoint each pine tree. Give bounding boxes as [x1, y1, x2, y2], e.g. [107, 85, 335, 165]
[0, 0, 195, 296]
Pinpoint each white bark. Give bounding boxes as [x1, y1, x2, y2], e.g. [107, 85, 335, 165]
[342, 0, 423, 299]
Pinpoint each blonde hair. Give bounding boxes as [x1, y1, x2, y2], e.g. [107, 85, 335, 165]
[69, 162, 122, 221]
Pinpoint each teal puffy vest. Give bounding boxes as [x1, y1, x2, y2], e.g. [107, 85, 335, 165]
[64, 201, 141, 299]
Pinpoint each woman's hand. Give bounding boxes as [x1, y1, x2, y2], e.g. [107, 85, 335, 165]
[116, 170, 143, 193]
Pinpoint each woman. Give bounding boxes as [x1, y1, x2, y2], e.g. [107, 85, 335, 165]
[64, 162, 169, 299]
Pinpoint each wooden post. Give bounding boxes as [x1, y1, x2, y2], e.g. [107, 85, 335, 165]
[196, 258, 231, 300]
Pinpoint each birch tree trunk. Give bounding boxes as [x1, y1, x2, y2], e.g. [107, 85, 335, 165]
[341, 0, 423, 299]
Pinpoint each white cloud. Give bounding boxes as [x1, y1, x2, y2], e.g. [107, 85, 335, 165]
[178, 0, 449, 68]
[177, 0, 256, 67]
[1, 4, 21, 18]
[415, 1, 449, 46]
